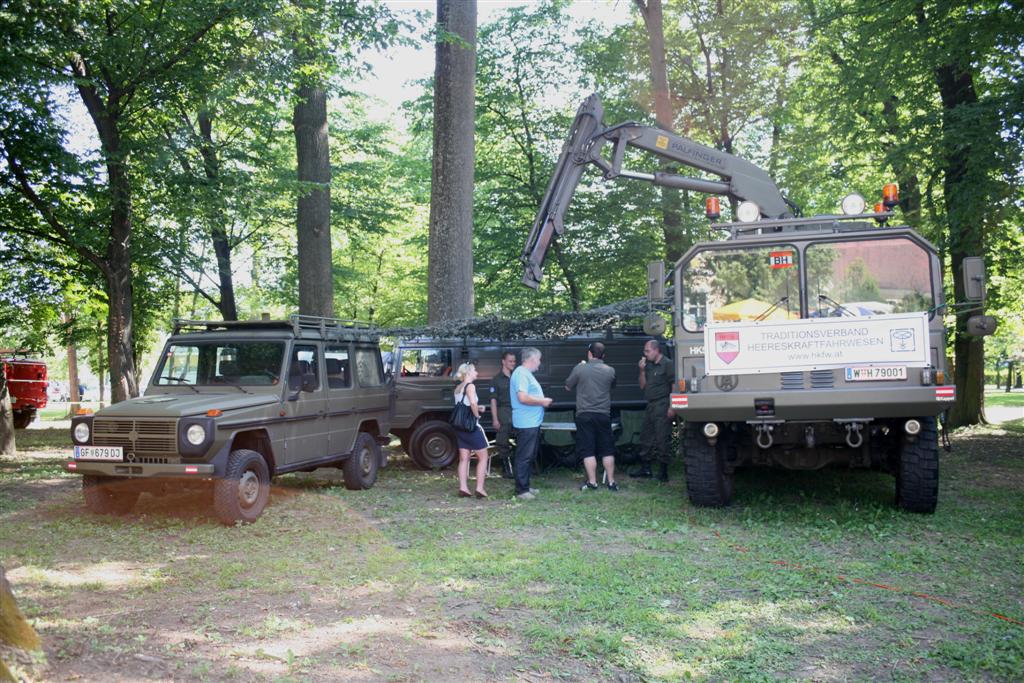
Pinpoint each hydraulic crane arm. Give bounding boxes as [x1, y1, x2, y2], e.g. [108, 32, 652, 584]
[521, 94, 791, 288]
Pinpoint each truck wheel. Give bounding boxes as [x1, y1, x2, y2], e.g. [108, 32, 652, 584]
[12, 411, 33, 429]
[343, 432, 380, 490]
[896, 417, 939, 513]
[82, 475, 140, 515]
[409, 420, 457, 470]
[213, 449, 271, 525]
[682, 423, 734, 507]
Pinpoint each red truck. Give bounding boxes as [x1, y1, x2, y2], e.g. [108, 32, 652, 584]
[1, 352, 48, 429]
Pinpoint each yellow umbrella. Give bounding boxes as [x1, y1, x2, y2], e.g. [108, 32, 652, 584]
[713, 297, 796, 321]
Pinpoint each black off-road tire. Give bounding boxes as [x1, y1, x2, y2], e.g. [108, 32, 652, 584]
[409, 419, 457, 470]
[12, 411, 33, 429]
[213, 449, 271, 525]
[682, 422, 734, 507]
[343, 432, 380, 490]
[82, 475, 140, 515]
[896, 417, 939, 514]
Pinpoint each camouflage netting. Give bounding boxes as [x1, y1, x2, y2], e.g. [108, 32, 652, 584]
[381, 290, 672, 340]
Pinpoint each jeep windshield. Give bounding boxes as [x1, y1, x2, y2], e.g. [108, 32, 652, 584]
[154, 341, 285, 386]
[807, 237, 933, 317]
[681, 244, 800, 332]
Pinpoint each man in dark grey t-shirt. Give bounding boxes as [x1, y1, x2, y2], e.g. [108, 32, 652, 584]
[565, 341, 618, 491]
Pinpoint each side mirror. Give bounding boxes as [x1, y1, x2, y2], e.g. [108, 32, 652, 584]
[647, 261, 666, 302]
[300, 373, 317, 393]
[966, 315, 997, 337]
[962, 256, 985, 301]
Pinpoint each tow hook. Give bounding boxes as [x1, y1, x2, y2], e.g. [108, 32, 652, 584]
[844, 422, 864, 448]
[755, 423, 774, 449]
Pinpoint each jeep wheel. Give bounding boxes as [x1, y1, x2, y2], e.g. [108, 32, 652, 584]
[82, 475, 140, 515]
[409, 420, 457, 470]
[682, 423, 734, 507]
[213, 449, 271, 524]
[12, 411, 33, 429]
[896, 417, 939, 514]
[343, 432, 380, 490]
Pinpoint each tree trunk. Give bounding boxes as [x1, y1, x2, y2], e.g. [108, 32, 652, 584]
[1, 564, 41, 680]
[67, 331, 80, 417]
[935, 63, 986, 427]
[105, 148, 139, 404]
[0, 376, 15, 456]
[635, 0, 686, 262]
[293, 86, 334, 318]
[198, 111, 238, 321]
[427, 0, 476, 324]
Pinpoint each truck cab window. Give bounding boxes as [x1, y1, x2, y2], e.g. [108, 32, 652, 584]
[807, 238, 933, 317]
[681, 245, 801, 332]
[400, 348, 452, 377]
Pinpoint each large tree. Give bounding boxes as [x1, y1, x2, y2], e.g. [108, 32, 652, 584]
[0, 0, 257, 401]
[797, 0, 1023, 426]
[427, 0, 477, 323]
[633, 0, 685, 262]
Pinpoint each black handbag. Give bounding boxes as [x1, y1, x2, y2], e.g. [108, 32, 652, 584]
[449, 392, 477, 432]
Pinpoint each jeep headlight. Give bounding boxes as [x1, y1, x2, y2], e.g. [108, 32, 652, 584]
[185, 424, 207, 446]
[73, 422, 90, 444]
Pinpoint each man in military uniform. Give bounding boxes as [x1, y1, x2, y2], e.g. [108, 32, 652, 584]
[489, 350, 517, 477]
[631, 339, 675, 482]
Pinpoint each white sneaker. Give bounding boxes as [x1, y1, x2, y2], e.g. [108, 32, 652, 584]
[515, 491, 536, 501]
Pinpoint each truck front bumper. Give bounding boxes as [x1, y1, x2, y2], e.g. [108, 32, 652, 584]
[671, 385, 954, 422]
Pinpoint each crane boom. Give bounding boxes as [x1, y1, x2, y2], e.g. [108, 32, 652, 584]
[521, 93, 791, 288]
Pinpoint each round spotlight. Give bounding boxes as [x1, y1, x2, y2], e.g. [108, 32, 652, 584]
[703, 422, 720, 439]
[736, 201, 761, 222]
[840, 193, 866, 215]
[904, 419, 921, 436]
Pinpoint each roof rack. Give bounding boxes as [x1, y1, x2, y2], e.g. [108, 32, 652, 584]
[712, 211, 898, 238]
[171, 315, 377, 340]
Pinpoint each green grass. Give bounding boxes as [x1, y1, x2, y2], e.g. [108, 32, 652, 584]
[985, 389, 1024, 408]
[2, 425, 1022, 681]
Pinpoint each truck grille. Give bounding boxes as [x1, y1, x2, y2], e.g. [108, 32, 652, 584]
[93, 418, 179, 455]
[780, 372, 803, 390]
[810, 369, 835, 389]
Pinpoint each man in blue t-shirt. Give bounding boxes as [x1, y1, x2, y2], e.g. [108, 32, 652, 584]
[510, 347, 552, 500]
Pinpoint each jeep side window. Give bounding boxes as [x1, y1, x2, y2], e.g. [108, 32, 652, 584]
[325, 345, 351, 390]
[288, 345, 320, 391]
[400, 348, 452, 377]
[356, 348, 384, 387]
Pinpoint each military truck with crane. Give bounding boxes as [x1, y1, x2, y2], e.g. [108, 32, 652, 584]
[521, 94, 994, 513]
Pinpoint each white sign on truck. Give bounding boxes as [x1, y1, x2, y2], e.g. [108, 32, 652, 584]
[704, 313, 930, 375]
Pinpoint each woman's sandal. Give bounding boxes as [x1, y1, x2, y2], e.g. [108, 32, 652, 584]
[458, 490, 472, 498]
[474, 490, 488, 499]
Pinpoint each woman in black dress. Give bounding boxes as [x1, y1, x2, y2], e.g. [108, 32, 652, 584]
[453, 362, 489, 498]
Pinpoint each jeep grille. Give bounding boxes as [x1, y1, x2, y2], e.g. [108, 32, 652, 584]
[93, 418, 179, 455]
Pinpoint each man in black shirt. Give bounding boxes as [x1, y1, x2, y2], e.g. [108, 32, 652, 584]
[631, 339, 676, 482]
[489, 350, 517, 477]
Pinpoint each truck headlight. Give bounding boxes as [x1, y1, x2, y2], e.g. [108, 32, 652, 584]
[186, 424, 207, 446]
[73, 422, 90, 444]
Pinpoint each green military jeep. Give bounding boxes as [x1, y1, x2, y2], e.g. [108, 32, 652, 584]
[66, 315, 392, 524]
